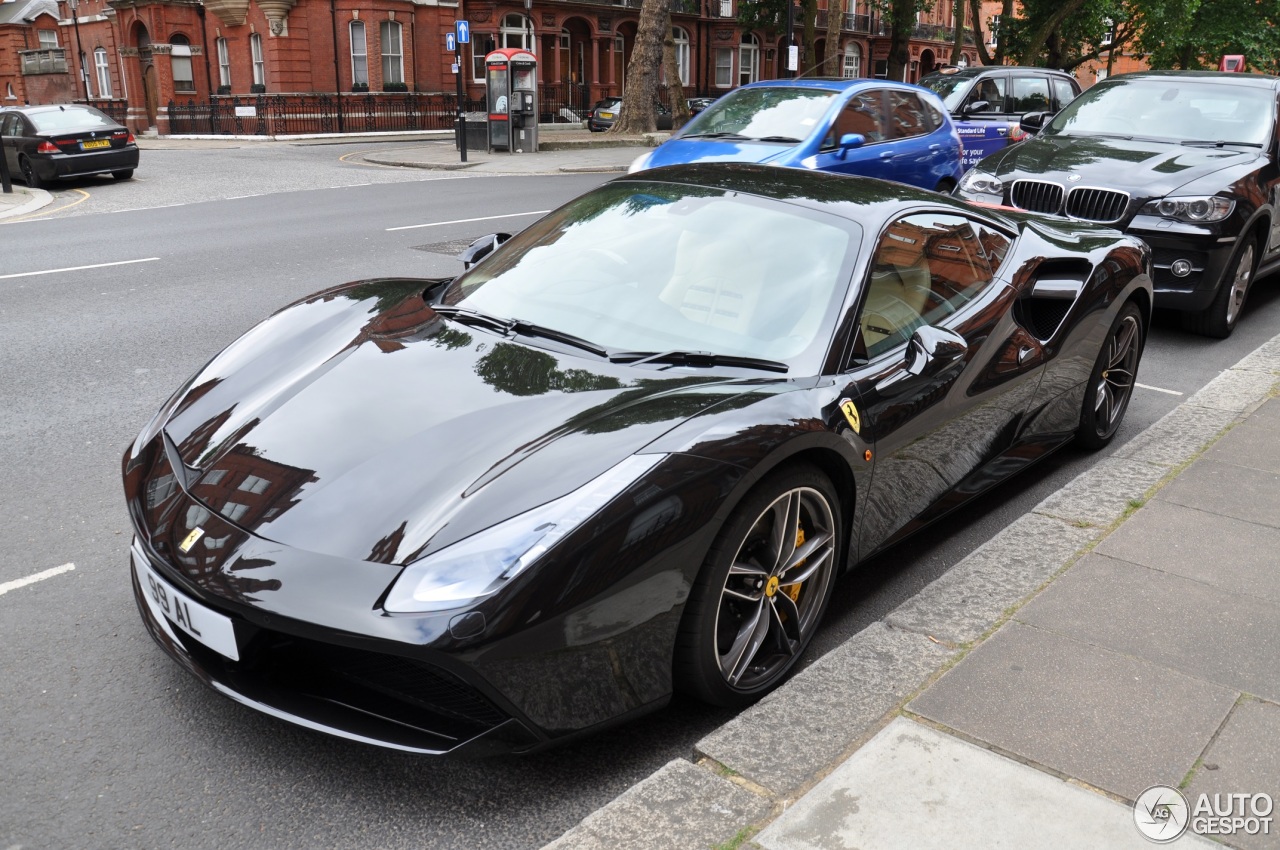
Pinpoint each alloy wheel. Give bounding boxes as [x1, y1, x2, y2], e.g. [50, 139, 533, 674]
[1091, 313, 1140, 438]
[1225, 241, 1255, 326]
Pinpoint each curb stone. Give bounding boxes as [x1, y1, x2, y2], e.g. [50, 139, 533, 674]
[540, 329, 1280, 850]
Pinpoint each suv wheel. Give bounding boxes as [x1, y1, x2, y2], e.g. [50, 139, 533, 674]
[1183, 236, 1257, 339]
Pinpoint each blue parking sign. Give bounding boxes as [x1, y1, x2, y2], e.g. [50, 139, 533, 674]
[445, 32, 456, 52]
[455, 20, 470, 44]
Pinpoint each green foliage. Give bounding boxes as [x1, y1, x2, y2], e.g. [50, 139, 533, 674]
[1135, 0, 1280, 73]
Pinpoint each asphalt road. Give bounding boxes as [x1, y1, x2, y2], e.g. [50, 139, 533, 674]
[2, 142, 1278, 850]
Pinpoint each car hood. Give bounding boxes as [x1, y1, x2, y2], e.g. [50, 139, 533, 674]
[645, 138, 793, 168]
[986, 133, 1260, 198]
[160, 279, 759, 566]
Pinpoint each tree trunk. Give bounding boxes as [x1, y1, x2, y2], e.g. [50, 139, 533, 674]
[802, 0, 817, 76]
[885, 0, 916, 82]
[949, 0, 965, 65]
[824, 0, 845, 76]
[663, 20, 690, 130]
[610, 0, 675, 133]
[1017, 0, 1085, 66]
[968, 0, 991, 64]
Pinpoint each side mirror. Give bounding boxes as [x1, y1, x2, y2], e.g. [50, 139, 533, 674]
[459, 233, 512, 269]
[905, 325, 968, 377]
[1019, 111, 1050, 133]
[835, 133, 866, 160]
[962, 99, 990, 116]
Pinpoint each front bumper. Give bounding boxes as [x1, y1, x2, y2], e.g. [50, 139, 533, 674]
[1128, 216, 1236, 313]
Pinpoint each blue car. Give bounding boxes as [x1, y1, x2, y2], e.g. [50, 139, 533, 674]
[628, 78, 964, 192]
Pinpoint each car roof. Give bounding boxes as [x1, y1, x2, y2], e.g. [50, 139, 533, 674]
[6, 104, 100, 116]
[1104, 69, 1280, 88]
[921, 66, 1076, 81]
[740, 77, 925, 93]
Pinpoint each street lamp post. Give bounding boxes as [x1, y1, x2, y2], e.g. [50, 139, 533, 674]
[68, 0, 90, 101]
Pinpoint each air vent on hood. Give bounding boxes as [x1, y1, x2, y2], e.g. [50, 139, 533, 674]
[1065, 187, 1129, 223]
[1011, 179, 1065, 215]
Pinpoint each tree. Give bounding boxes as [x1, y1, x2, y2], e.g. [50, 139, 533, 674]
[949, 0, 966, 64]
[609, 0, 675, 134]
[823, 0, 845, 76]
[1135, 0, 1280, 74]
[663, 21, 691, 129]
[879, 0, 933, 81]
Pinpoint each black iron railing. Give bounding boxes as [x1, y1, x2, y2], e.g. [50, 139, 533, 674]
[538, 83, 593, 123]
[166, 93, 492, 135]
[80, 99, 128, 124]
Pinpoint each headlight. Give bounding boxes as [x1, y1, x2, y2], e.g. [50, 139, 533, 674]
[958, 169, 1003, 198]
[383, 454, 664, 613]
[1138, 196, 1234, 223]
[627, 152, 652, 174]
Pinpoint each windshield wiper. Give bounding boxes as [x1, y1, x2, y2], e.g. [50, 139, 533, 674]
[754, 135, 802, 143]
[433, 306, 608, 357]
[679, 132, 752, 141]
[609, 349, 789, 373]
[1180, 139, 1263, 148]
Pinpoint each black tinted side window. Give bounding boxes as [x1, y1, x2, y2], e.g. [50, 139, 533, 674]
[1051, 78, 1077, 109]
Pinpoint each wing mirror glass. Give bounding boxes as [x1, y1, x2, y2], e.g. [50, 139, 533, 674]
[459, 233, 512, 269]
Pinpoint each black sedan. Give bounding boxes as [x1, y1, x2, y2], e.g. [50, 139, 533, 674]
[0, 104, 139, 188]
[955, 71, 1279, 338]
[123, 164, 1151, 755]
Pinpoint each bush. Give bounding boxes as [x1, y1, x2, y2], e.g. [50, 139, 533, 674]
[383, 81, 408, 92]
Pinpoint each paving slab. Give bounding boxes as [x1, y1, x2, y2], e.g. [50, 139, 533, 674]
[1032, 456, 1168, 528]
[754, 717, 1218, 850]
[695, 623, 953, 796]
[885, 511, 1098, 646]
[909, 622, 1238, 800]
[1185, 699, 1280, 850]
[1203, 417, 1280, 475]
[1017, 553, 1280, 703]
[1094, 500, 1280, 606]
[541, 757, 771, 850]
[1156, 460, 1280, 530]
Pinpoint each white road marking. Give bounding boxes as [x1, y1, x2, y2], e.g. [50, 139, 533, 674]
[0, 258, 160, 280]
[0, 563, 75, 597]
[386, 210, 550, 232]
[1135, 382, 1184, 396]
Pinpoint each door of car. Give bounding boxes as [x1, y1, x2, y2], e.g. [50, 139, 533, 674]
[813, 89, 898, 179]
[954, 73, 1010, 169]
[832, 211, 1044, 558]
[884, 89, 951, 189]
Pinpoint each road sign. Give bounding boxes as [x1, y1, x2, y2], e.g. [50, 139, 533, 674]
[787, 45, 799, 71]
[455, 20, 470, 44]
[445, 32, 456, 52]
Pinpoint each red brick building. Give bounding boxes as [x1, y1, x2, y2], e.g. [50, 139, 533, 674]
[2, 0, 980, 134]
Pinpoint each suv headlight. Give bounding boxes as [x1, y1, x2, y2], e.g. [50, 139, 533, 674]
[957, 169, 1003, 199]
[383, 454, 663, 613]
[1138, 196, 1234, 223]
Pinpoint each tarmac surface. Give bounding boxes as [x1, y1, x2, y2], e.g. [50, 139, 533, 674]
[5, 135, 1277, 848]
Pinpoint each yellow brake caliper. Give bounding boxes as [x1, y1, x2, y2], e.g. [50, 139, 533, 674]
[784, 526, 805, 602]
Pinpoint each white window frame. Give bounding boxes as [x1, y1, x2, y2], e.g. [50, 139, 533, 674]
[170, 36, 194, 93]
[250, 33, 265, 86]
[500, 14, 534, 52]
[94, 47, 111, 97]
[718, 0, 731, 17]
[738, 34, 758, 86]
[673, 27, 690, 85]
[714, 47, 733, 88]
[38, 29, 58, 48]
[842, 42, 860, 78]
[380, 20, 403, 84]
[469, 42, 485, 83]
[216, 37, 230, 88]
[988, 14, 999, 46]
[350, 20, 368, 85]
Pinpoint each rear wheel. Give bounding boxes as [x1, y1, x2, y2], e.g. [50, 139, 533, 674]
[112, 169, 134, 180]
[675, 465, 841, 707]
[1077, 301, 1144, 449]
[1182, 236, 1257, 339]
[18, 156, 43, 189]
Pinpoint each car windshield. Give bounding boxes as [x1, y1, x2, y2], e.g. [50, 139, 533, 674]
[440, 181, 860, 372]
[677, 86, 838, 141]
[1045, 78, 1274, 145]
[919, 73, 977, 111]
[28, 106, 116, 133]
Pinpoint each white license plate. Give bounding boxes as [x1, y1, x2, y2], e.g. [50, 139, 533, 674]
[134, 554, 239, 661]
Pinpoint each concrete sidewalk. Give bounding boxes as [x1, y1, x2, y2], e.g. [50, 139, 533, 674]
[545, 330, 1280, 849]
[0, 184, 52, 220]
[359, 129, 659, 174]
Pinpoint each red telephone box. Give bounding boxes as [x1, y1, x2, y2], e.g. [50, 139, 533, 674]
[486, 49, 539, 153]
[1219, 55, 1246, 72]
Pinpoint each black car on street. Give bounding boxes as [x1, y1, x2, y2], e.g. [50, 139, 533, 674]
[956, 71, 1279, 337]
[0, 103, 139, 188]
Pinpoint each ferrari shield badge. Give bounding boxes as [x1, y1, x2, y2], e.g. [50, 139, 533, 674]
[838, 398, 861, 434]
[179, 527, 205, 554]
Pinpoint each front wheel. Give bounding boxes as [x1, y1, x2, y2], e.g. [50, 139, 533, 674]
[1077, 301, 1144, 450]
[1182, 236, 1257, 339]
[675, 465, 841, 707]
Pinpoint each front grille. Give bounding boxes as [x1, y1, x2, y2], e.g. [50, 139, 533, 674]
[1010, 179, 1065, 215]
[325, 648, 509, 728]
[1065, 187, 1129, 223]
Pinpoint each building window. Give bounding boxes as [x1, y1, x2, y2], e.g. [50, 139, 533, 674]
[94, 47, 111, 96]
[1100, 17, 1114, 47]
[500, 14, 533, 51]
[216, 38, 230, 88]
[718, 0, 731, 17]
[987, 14, 999, 46]
[380, 20, 403, 84]
[715, 47, 733, 87]
[842, 42, 860, 78]
[170, 35, 194, 92]
[469, 42, 485, 83]
[250, 33, 265, 86]
[38, 29, 58, 48]
[738, 33, 758, 86]
[673, 27, 689, 85]
[350, 21, 368, 86]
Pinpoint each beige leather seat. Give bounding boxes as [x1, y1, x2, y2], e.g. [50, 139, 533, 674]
[862, 261, 932, 354]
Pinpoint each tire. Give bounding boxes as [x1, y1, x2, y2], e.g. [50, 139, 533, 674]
[1076, 301, 1144, 450]
[112, 169, 134, 180]
[674, 464, 841, 707]
[1182, 236, 1257, 339]
[934, 178, 956, 194]
[19, 157, 43, 190]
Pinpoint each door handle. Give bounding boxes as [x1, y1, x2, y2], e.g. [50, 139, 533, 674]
[928, 143, 941, 151]
[1017, 346, 1035, 365]
[879, 150, 894, 159]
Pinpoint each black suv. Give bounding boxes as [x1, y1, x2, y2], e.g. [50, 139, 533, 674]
[956, 71, 1279, 337]
[920, 66, 1080, 170]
